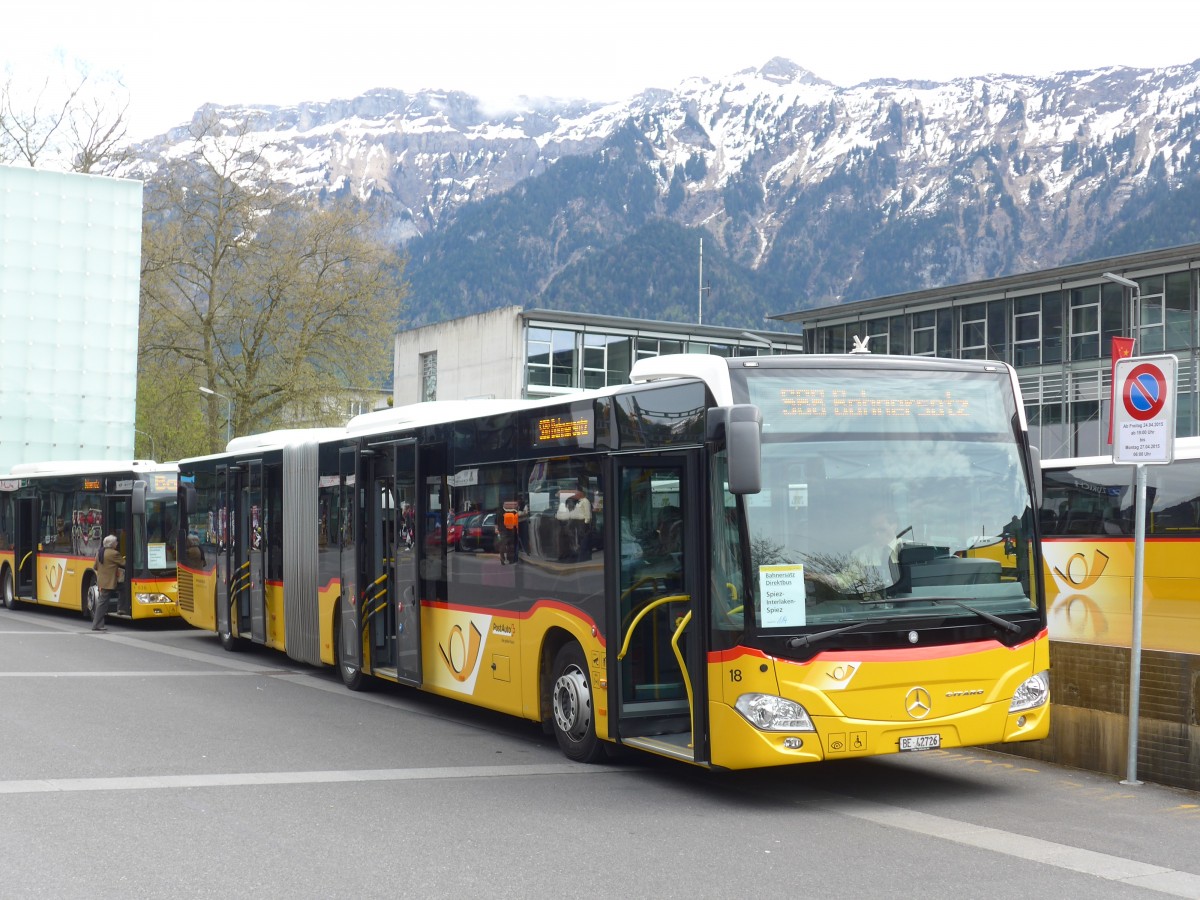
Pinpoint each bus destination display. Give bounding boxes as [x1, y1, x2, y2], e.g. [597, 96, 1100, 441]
[779, 388, 970, 419]
[748, 373, 1013, 435]
[529, 407, 595, 451]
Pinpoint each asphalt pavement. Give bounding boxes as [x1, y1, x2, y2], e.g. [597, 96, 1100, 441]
[3, 604, 1199, 899]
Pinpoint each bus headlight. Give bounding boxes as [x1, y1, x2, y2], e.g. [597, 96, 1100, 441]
[735, 693, 815, 732]
[1009, 670, 1050, 713]
[135, 592, 171, 605]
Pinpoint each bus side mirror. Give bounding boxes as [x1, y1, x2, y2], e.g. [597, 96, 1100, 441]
[132, 481, 147, 518]
[709, 405, 762, 495]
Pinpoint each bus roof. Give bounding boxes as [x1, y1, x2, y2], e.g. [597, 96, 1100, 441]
[345, 399, 536, 437]
[630, 354, 735, 406]
[6, 460, 177, 478]
[223, 428, 348, 454]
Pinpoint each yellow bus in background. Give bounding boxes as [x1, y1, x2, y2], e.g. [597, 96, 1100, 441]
[176, 354, 1048, 768]
[1040, 437, 1200, 651]
[0, 461, 180, 622]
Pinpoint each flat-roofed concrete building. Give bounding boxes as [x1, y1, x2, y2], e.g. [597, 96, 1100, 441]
[393, 307, 803, 405]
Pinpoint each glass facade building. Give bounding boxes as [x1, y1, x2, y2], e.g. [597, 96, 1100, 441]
[784, 245, 1200, 460]
[0, 166, 143, 471]
[521, 314, 803, 398]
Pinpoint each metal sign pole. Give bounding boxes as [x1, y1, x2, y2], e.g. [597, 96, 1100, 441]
[1111, 352, 1177, 787]
[1121, 462, 1147, 786]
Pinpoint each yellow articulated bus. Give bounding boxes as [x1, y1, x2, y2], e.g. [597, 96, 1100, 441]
[1040, 436, 1200, 651]
[175, 353, 1049, 768]
[0, 460, 180, 622]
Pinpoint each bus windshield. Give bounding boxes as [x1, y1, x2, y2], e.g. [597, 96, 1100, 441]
[740, 369, 1038, 633]
[142, 497, 179, 572]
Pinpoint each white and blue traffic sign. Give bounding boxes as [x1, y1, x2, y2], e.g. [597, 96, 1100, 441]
[1112, 355, 1177, 464]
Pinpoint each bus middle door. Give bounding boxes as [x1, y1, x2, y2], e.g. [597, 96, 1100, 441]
[609, 452, 709, 765]
[244, 459, 267, 643]
[393, 440, 421, 685]
[358, 440, 421, 685]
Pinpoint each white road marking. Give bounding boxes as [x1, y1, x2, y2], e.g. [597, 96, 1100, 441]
[0, 764, 616, 795]
[805, 793, 1200, 897]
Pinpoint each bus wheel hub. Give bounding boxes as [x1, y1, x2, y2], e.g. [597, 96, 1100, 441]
[553, 665, 591, 741]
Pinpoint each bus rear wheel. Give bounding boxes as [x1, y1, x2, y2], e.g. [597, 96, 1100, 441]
[218, 610, 243, 652]
[549, 642, 605, 763]
[335, 613, 368, 692]
[2, 569, 16, 610]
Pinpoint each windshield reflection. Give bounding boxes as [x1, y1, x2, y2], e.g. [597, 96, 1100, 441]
[747, 437, 1037, 629]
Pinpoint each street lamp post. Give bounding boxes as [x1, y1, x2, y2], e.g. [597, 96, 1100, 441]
[199, 386, 234, 446]
[134, 428, 158, 461]
[1103, 271, 1141, 337]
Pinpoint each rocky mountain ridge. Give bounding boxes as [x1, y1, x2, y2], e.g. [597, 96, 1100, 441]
[128, 56, 1200, 327]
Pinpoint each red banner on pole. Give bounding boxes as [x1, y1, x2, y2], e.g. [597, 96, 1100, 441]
[1108, 336, 1137, 444]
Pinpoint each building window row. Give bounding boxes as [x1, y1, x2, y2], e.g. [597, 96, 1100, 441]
[523, 328, 801, 397]
[809, 271, 1196, 365]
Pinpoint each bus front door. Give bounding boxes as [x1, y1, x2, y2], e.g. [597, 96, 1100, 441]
[610, 454, 709, 765]
[104, 496, 130, 615]
[14, 496, 38, 598]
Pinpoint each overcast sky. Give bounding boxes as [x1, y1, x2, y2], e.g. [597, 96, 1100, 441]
[6, 0, 1199, 141]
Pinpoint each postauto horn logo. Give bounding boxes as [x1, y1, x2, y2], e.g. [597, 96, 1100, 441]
[1051, 548, 1110, 591]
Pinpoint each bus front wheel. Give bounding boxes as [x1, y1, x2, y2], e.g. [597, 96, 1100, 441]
[83, 578, 99, 621]
[549, 642, 604, 763]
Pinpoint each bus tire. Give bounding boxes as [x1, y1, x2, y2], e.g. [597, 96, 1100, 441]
[218, 612, 243, 652]
[2, 568, 16, 610]
[549, 642, 605, 763]
[83, 577, 99, 621]
[335, 614, 368, 692]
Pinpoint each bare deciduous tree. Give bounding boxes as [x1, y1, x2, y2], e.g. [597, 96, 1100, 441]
[139, 113, 406, 455]
[0, 58, 129, 172]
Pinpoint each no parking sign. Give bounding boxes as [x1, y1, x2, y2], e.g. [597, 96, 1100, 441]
[1112, 354, 1177, 464]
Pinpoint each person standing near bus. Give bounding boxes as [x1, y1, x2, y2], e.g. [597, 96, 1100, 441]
[92, 534, 125, 632]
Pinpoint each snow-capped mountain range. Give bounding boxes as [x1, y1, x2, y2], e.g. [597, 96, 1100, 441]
[128, 57, 1200, 327]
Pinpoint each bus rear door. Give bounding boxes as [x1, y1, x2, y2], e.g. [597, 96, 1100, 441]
[609, 452, 709, 764]
[337, 447, 361, 678]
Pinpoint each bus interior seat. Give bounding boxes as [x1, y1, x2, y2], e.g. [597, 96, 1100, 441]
[1100, 508, 1129, 535]
[1062, 510, 1102, 535]
[1153, 504, 1199, 533]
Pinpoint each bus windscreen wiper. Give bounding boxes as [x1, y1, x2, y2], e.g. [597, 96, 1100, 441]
[882, 596, 1021, 634]
[787, 618, 899, 649]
